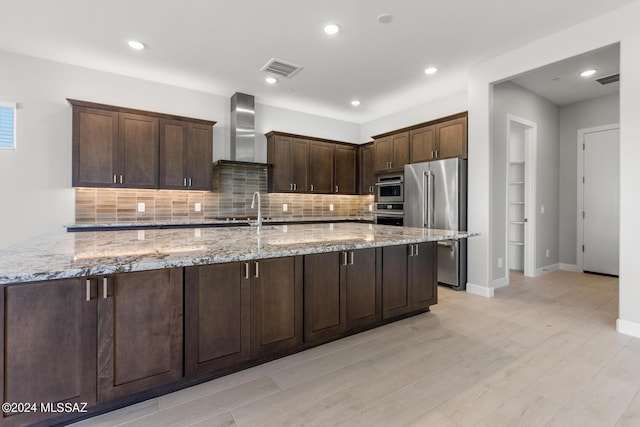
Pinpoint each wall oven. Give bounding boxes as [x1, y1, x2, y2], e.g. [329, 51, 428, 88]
[374, 203, 404, 226]
[376, 174, 403, 203]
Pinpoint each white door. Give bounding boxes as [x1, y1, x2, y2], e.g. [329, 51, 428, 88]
[583, 127, 619, 275]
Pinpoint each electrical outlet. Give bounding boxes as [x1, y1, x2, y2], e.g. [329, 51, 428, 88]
[329, 204, 334, 211]
[368, 204, 373, 212]
[282, 203, 288, 212]
[546, 249, 550, 257]
[137, 230, 145, 240]
[498, 257, 503, 268]
[329, 223, 334, 230]
[194, 202, 202, 212]
[194, 228, 201, 238]
[540, 205, 545, 214]
[283, 225, 288, 232]
[137, 202, 145, 213]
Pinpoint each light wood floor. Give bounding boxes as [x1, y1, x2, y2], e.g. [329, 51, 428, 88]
[71, 270, 640, 427]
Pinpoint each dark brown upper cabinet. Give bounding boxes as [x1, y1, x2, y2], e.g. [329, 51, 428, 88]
[435, 116, 467, 160]
[359, 143, 375, 195]
[159, 119, 213, 191]
[266, 131, 358, 194]
[409, 125, 436, 163]
[69, 99, 215, 190]
[334, 144, 357, 194]
[373, 132, 409, 173]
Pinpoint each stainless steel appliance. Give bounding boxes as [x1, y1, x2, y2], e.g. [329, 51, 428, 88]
[374, 203, 404, 226]
[404, 159, 467, 290]
[375, 174, 403, 203]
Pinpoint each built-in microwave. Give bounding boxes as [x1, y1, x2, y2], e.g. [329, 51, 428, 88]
[376, 173, 403, 203]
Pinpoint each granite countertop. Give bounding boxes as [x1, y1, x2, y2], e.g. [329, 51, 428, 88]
[0, 223, 478, 285]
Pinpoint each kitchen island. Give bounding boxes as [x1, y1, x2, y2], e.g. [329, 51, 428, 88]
[0, 223, 475, 426]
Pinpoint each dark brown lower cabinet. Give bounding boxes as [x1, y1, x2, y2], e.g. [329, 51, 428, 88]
[382, 243, 438, 320]
[185, 263, 251, 378]
[251, 256, 303, 359]
[345, 248, 380, 330]
[304, 252, 346, 343]
[1, 278, 97, 427]
[97, 269, 183, 402]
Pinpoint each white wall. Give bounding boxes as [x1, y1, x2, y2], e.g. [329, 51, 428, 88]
[359, 91, 468, 140]
[467, 1, 640, 335]
[558, 93, 620, 266]
[0, 50, 360, 248]
[491, 82, 560, 282]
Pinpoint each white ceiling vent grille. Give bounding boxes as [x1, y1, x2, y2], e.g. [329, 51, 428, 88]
[260, 58, 303, 78]
[596, 74, 620, 85]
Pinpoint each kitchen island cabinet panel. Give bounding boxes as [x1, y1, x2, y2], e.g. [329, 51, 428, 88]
[185, 263, 250, 378]
[250, 256, 303, 359]
[346, 248, 380, 330]
[1, 278, 97, 427]
[304, 252, 346, 343]
[410, 242, 438, 311]
[97, 268, 183, 403]
[381, 245, 411, 319]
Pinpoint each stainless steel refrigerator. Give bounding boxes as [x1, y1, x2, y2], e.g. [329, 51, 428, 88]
[404, 159, 467, 290]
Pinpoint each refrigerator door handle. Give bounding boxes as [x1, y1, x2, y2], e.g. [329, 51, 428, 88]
[423, 171, 428, 227]
[429, 171, 436, 227]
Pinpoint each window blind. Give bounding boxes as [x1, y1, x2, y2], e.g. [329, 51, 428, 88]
[0, 104, 16, 149]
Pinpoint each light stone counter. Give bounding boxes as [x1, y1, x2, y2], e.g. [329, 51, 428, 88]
[0, 223, 477, 285]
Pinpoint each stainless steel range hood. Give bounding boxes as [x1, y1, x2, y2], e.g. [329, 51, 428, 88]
[230, 92, 256, 162]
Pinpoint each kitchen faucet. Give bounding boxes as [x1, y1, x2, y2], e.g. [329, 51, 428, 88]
[251, 191, 262, 228]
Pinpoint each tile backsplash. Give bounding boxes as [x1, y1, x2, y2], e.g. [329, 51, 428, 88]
[75, 164, 374, 224]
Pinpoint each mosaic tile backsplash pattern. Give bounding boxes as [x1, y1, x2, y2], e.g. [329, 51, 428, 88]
[75, 165, 374, 224]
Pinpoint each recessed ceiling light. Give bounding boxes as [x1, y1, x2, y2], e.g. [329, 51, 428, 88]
[580, 69, 597, 77]
[377, 13, 393, 24]
[265, 76, 278, 84]
[128, 40, 145, 50]
[351, 100, 361, 107]
[424, 67, 438, 75]
[324, 24, 340, 35]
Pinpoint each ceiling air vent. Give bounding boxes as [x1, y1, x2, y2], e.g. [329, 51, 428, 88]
[596, 74, 620, 85]
[260, 58, 303, 78]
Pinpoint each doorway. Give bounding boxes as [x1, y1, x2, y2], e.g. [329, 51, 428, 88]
[578, 124, 620, 276]
[506, 115, 536, 279]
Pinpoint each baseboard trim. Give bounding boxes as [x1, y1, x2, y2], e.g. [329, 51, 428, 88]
[492, 277, 508, 289]
[617, 318, 640, 338]
[534, 263, 559, 277]
[466, 282, 494, 298]
[559, 263, 581, 272]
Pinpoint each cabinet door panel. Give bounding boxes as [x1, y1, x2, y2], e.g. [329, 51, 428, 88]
[374, 137, 392, 172]
[359, 144, 374, 194]
[290, 138, 309, 192]
[335, 145, 357, 194]
[119, 113, 159, 188]
[346, 248, 380, 329]
[308, 141, 334, 193]
[2, 278, 97, 427]
[410, 126, 436, 163]
[411, 242, 437, 311]
[391, 132, 409, 169]
[382, 245, 410, 319]
[185, 263, 250, 378]
[188, 123, 213, 190]
[251, 257, 302, 358]
[73, 107, 119, 187]
[159, 119, 188, 189]
[436, 117, 467, 159]
[304, 252, 345, 342]
[98, 268, 182, 402]
[269, 136, 292, 192]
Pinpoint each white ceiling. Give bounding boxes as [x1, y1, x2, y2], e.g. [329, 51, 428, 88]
[0, 0, 635, 123]
[510, 44, 620, 106]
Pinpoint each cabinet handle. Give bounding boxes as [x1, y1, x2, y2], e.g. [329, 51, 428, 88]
[349, 251, 354, 265]
[310, 184, 314, 192]
[188, 178, 192, 187]
[86, 279, 91, 302]
[370, 185, 373, 193]
[435, 150, 439, 158]
[102, 277, 108, 299]
[244, 262, 250, 279]
[255, 261, 259, 278]
[415, 244, 419, 256]
[184, 178, 187, 187]
[342, 251, 348, 266]
[119, 175, 123, 184]
[294, 183, 297, 191]
[335, 185, 339, 193]
[408, 245, 414, 257]
[113, 175, 117, 184]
